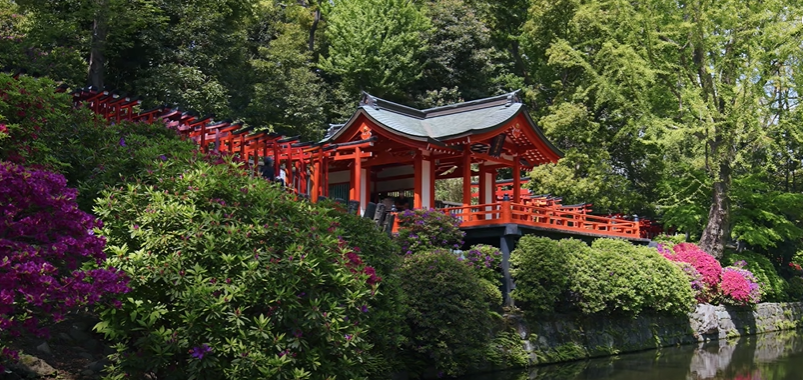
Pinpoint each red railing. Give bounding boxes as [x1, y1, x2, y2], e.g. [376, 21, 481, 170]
[428, 201, 641, 239]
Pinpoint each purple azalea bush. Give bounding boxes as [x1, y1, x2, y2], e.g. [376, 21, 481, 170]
[0, 162, 129, 370]
[395, 209, 465, 254]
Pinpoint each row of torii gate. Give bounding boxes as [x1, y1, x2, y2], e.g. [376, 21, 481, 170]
[71, 87, 364, 203]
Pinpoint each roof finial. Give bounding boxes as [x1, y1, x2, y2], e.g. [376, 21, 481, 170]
[360, 92, 379, 109]
[505, 90, 522, 107]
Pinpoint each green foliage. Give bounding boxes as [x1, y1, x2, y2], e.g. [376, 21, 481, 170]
[510, 237, 585, 314]
[520, 0, 803, 257]
[242, 2, 328, 139]
[394, 208, 465, 254]
[320, 0, 431, 100]
[652, 234, 686, 246]
[484, 330, 530, 369]
[415, 0, 501, 105]
[64, 120, 198, 211]
[786, 277, 803, 302]
[731, 175, 803, 250]
[0, 73, 90, 168]
[0, 73, 198, 213]
[398, 249, 493, 377]
[570, 239, 695, 316]
[93, 157, 380, 380]
[512, 237, 694, 317]
[478, 278, 503, 308]
[723, 250, 790, 302]
[322, 207, 406, 374]
[463, 244, 502, 283]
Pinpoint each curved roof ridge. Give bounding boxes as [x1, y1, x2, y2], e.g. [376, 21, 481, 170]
[360, 90, 522, 120]
[422, 90, 521, 117]
[360, 92, 425, 119]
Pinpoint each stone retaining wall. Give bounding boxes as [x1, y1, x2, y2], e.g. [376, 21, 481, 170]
[513, 302, 803, 365]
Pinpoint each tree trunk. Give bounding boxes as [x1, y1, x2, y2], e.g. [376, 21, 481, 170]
[309, 8, 321, 54]
[88, 0, 108, 89]
[699, 159, 731, 259]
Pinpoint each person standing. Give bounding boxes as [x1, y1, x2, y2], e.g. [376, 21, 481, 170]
[277, 164, 287, 187]
[261, 157, 276, 182]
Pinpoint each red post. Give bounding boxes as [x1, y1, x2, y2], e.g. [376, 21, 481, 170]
[462, 150, 472, 207]
[414, 151, 423, 209]
[513, 157, 521, 203]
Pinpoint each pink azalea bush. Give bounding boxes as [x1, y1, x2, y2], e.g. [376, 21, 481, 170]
[659, 243, 722, 302]
[0, 162, 129, 370]
[659, 242, 761, 306]
[720, 262, 761, 305]
[669, 243, 723, 288]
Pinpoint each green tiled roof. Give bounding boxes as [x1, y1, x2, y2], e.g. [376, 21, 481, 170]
[324, 91, 525, 143]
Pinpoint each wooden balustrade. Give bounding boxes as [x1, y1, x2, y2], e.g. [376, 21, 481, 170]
[436, 201, 641, 239]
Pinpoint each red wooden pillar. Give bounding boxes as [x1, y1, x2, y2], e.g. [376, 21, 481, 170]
[428, 155, 436, 208]
[513, 156, 521, 203]
[311, 158, 320, 203]
[413, 151, 423, 209]
[462, 149, 472, 207]
[352, 147, 362, 207]
[479, 167, 487, 204]
[322, 156, 329, 197]
[362, 166, 371, 211]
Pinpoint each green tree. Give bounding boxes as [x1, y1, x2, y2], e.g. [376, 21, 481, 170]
[244, 1, 329, 139]
[320, 0, 430, 101]
[414, 0, 502, 106]
[521, 0, 803, 258]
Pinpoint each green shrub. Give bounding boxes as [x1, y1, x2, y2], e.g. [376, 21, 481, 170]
[510, 237, 587, 314]
[0, 73, 95, 168]
[323, 207, 406, 374]
[787, 277, 803, 301]
[65, 120, 198, 211]
[652, 234, 686, 245]
[0, 73, 198, 213]
[570, 239, 694, 316]
[395, 209, 464, 254]
[723, 250, 789, 302]
[398, 249, 493, 377]
[479, 278, 504, 308]
[484, 330, 530, 369]
[94, 157, 380, 380]
[463, 244, 503, 283]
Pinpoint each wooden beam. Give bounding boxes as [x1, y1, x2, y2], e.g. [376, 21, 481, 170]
[362, 152, 414, 167]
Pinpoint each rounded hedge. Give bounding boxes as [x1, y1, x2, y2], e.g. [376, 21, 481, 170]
[511, 237, 695, 316]
[510, 237, 585, 314]
[398, 249, 493, 377]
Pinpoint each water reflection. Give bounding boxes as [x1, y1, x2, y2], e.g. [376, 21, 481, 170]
[462, 330, 803, 380]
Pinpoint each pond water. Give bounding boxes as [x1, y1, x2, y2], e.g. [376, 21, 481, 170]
[462, 330, 803, 380]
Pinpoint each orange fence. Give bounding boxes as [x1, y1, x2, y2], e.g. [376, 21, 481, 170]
[435, 201, 641, 239]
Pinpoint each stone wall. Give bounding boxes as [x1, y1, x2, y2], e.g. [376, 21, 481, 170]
[513, 302, 803, 365]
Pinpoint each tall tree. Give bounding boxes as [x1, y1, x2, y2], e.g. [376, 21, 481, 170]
[319, 0, 430, 101]
[413, 0, 502, 106]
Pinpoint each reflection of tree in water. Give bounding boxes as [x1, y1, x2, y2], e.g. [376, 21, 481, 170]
[459, 330, 803, 380]
[687, 331, 803, 380]
[689, 340, 737, 379]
